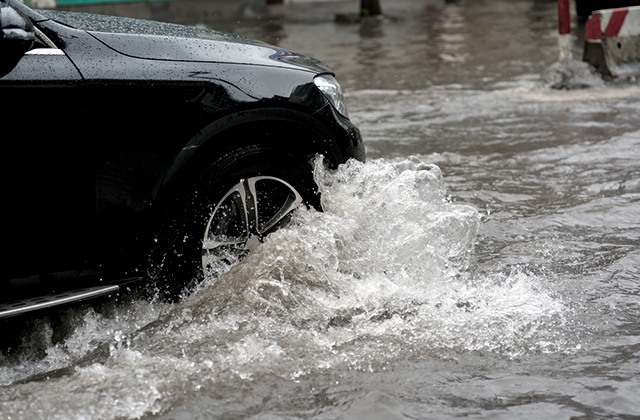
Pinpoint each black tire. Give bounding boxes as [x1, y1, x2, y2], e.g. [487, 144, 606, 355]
[148, 145, 320, 299]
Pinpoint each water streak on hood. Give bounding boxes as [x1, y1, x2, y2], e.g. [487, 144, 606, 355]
[36, 9, 332, 73]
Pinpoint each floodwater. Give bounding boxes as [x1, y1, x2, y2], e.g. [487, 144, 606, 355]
[2, 0, 639, 419]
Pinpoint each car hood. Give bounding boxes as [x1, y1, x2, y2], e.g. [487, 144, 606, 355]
[36, 10, 332, 73]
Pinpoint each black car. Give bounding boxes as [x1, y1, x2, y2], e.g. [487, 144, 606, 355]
[0, 0, 364, 318]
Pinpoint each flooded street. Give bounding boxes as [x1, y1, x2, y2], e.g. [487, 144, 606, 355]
[2, 0, 639, 419]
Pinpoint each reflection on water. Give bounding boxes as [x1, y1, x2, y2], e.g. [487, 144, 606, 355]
[226, 0, 568, 91]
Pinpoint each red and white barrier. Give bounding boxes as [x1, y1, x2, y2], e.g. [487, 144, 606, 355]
[558, 0, 573, 60]
[583, 6, 640, 77]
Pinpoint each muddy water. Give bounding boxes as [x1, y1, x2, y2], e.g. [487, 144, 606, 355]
[2, 0, 639, 419]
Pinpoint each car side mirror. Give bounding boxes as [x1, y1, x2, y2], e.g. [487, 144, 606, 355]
[1, 3, 35, 74]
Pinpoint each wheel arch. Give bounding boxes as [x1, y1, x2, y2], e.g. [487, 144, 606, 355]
[154, 106, 343, 210]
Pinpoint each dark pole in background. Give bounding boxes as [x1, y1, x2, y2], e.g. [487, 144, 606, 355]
[361, 0, 382, 17]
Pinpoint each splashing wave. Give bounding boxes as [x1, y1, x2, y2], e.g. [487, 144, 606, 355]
[0, 157, 573, 420]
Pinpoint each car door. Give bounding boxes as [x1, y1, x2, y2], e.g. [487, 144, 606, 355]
[1, 30, 92, 286]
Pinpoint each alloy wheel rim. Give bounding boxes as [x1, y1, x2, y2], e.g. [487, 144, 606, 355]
[201, 176, 303, 275]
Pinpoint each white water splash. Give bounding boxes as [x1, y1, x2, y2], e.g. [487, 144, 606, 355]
[0, 157, 572, 420]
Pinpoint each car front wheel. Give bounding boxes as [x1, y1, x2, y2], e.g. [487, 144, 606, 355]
[150, 145, 320, 298]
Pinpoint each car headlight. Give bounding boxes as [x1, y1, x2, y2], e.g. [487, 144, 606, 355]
[314, 74, 349, 119]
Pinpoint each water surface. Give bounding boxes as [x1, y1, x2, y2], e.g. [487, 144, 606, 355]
[1, 0, 639, 419]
